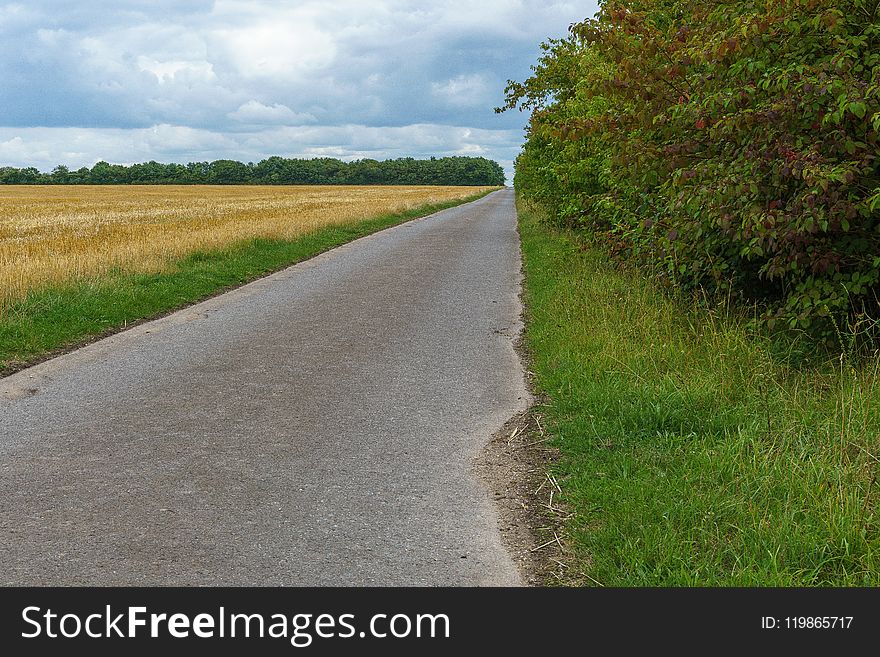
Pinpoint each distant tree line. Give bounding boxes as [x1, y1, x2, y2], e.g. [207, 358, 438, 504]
[0, 156, 505, 186]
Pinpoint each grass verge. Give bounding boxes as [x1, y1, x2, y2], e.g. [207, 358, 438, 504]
[0, 190, 495, 374]
[518, 198, 880, 586]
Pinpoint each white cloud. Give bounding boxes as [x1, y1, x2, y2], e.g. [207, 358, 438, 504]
[228, 101, 315, 125]
[212, 20, 337, 78]
[0, 136, 26, 158]
[137, 57, 216, 84]
[431, 74, 491, 107]
[141, 124, 238, 155]
[0, 3, 36, 31]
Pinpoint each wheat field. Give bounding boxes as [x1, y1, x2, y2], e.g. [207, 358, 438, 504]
[0, 185, 490, 314]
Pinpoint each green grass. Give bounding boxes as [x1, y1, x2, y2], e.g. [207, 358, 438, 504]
[0, 190, 494, 373]
[518, 199, 880, 586]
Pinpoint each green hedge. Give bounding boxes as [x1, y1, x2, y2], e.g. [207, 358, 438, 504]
[501, 0, 880, 341]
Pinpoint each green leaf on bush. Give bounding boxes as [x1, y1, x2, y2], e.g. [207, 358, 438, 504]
[848, 101, 867, 119]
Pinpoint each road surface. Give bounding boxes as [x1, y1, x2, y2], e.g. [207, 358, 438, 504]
[0, 188, 530, 585]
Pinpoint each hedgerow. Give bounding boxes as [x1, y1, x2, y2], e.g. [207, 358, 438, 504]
[501, 0, 880, 340]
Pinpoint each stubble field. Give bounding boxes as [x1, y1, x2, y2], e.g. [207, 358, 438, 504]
[0, 184, 492, 315]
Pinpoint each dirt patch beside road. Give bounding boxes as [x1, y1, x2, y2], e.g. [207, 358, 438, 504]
[475, 375, 576, 586]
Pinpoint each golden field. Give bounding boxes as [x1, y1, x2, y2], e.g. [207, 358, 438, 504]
[0, 185, 491, 313]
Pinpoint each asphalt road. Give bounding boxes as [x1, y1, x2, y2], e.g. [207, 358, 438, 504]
[0, 188, 530, 585]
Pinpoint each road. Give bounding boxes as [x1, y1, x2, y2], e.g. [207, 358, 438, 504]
[0, 188, 530, 585]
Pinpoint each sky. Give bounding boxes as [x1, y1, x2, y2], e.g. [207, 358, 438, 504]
[0, 1, 600, 182]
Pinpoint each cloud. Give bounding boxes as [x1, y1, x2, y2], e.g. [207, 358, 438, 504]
[431, 74, 491, 108]
[137, 57, 216, 84]
[212, 22, 337, 79]
[0, 1, 602, 181]
[228, 101, 316, 126]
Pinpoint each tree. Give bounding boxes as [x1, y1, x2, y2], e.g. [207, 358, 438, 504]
[50, 165, 70, 184]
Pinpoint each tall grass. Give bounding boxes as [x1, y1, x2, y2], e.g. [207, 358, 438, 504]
[0, 185, 493, 315]
[519, 200, 880, 585]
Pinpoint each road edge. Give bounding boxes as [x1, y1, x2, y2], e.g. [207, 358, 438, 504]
[473, 202, 573, 586]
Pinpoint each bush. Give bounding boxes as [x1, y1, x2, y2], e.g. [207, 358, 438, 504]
[501, 0, 880, 340]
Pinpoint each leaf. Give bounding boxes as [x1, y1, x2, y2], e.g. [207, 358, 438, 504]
[849, 101, 867, 119]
